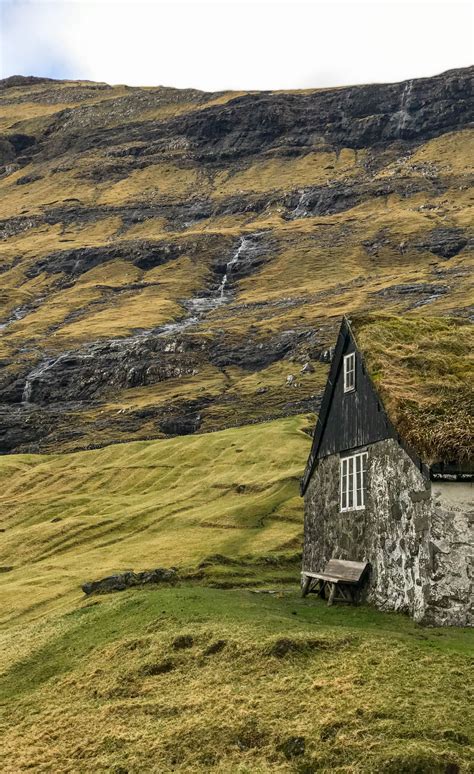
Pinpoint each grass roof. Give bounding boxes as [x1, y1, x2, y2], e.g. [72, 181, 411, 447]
[351, 314, 474, 466]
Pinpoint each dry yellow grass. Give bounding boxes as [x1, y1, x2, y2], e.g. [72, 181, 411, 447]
[213, 148, 366, 197]
[353, 314, 474, 463]
[98, 163, 205, 206]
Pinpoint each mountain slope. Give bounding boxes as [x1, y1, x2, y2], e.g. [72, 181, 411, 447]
[1, 72, 473, 774]
[0, 68, 473, 452]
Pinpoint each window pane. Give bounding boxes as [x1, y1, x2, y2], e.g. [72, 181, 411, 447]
[342, 453, 367, 510]
[362, 453, 368, 505]
[341, 459, 347, 509]
[344, 353, 356, 391]
[348, 457, 354, 508]
[356, 454, 362, 507]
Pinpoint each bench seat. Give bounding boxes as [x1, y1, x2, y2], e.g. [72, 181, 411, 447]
[301, 559, 370, 606]
[302, 571, 360, 585]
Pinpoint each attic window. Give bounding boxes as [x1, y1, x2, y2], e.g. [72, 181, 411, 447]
[340, 452, 368, 511]
[343, 352, 356, 392]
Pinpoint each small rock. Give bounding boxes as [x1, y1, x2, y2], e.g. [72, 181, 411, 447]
[300, 362, 315, 374]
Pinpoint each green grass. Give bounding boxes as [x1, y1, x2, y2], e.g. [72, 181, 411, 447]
[0, 415, 310, 624]
[0, 586, 472, 773]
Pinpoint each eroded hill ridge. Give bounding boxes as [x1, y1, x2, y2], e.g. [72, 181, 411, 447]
[0, 68, 473, 452]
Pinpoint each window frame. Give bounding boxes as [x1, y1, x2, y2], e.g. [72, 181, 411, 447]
[340, 451, 368, 512]
[343, 352, 356, 393]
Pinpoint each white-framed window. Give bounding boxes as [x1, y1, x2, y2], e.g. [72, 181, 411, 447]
[343, 352, 356, 392]
[340, 451, 368, 511]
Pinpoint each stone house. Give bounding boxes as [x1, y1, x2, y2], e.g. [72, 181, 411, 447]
[301, 315, 473, 626]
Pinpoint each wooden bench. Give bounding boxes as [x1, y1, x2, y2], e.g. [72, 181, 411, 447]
[301, 559, 370, 606]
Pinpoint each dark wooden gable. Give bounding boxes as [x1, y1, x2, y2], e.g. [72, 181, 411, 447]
[301, 317, 395, 494]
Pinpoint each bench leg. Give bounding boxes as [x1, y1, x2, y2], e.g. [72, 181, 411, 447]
[301, 575, 311, 598]
[327, 583, 336, 607]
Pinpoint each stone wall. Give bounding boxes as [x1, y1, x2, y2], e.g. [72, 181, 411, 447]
[303, 438, 473, 626]
[427, 481, 473, 626]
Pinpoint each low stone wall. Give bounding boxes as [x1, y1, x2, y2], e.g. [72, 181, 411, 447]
[303, 439, 473, 626]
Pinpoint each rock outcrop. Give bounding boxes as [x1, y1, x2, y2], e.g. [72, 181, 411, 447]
[82, 568, 178, 595]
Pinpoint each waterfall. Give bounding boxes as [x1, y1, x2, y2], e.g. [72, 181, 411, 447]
[217, 235, 248, 298]
[157, 235, 254, 336]
[22, 355, 64, 404]
[397, 79, 414, 137]
[218, 274, 227, 298]
[293, 189, 312, 218]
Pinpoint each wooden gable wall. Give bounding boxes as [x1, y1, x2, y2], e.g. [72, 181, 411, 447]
[316, 324, 394, 459]
[301, 317, 400, 494]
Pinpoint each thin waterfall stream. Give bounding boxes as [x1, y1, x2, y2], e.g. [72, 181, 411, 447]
[21, 234, 259, 404]
[396, 79, 414, 137]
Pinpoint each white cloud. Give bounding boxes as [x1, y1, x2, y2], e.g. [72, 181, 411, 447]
[1, 0, 472, 89]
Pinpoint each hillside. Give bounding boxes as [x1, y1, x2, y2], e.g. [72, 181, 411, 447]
[0, 415, 308, 624]
[1, 68, 473, 452]
[0, 419, 473, 773]
[1, 70, 474, 773]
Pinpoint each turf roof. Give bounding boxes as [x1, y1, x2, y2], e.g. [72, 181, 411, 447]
[350, 313, 474, 467]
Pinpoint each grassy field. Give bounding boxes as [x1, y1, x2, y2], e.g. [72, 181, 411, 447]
[1, 588, 472, 773]
[0, 415, 310, 624]
[0, 416, 473, 773]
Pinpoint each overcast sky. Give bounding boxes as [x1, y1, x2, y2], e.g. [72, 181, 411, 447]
[1, 0, 472, 90]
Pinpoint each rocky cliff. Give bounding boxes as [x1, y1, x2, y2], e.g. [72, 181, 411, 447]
[0, 68, 472, 452]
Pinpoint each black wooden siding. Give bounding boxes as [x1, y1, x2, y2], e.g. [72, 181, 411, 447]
[301, 317, 404, 494]
[316, 334, 393, 459]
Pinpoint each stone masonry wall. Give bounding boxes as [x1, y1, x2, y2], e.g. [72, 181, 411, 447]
[303, 438, 473, 625]
[426, 481, 473, 626]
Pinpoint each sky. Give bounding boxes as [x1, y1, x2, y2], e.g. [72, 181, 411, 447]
[0, 0, 472, 91]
